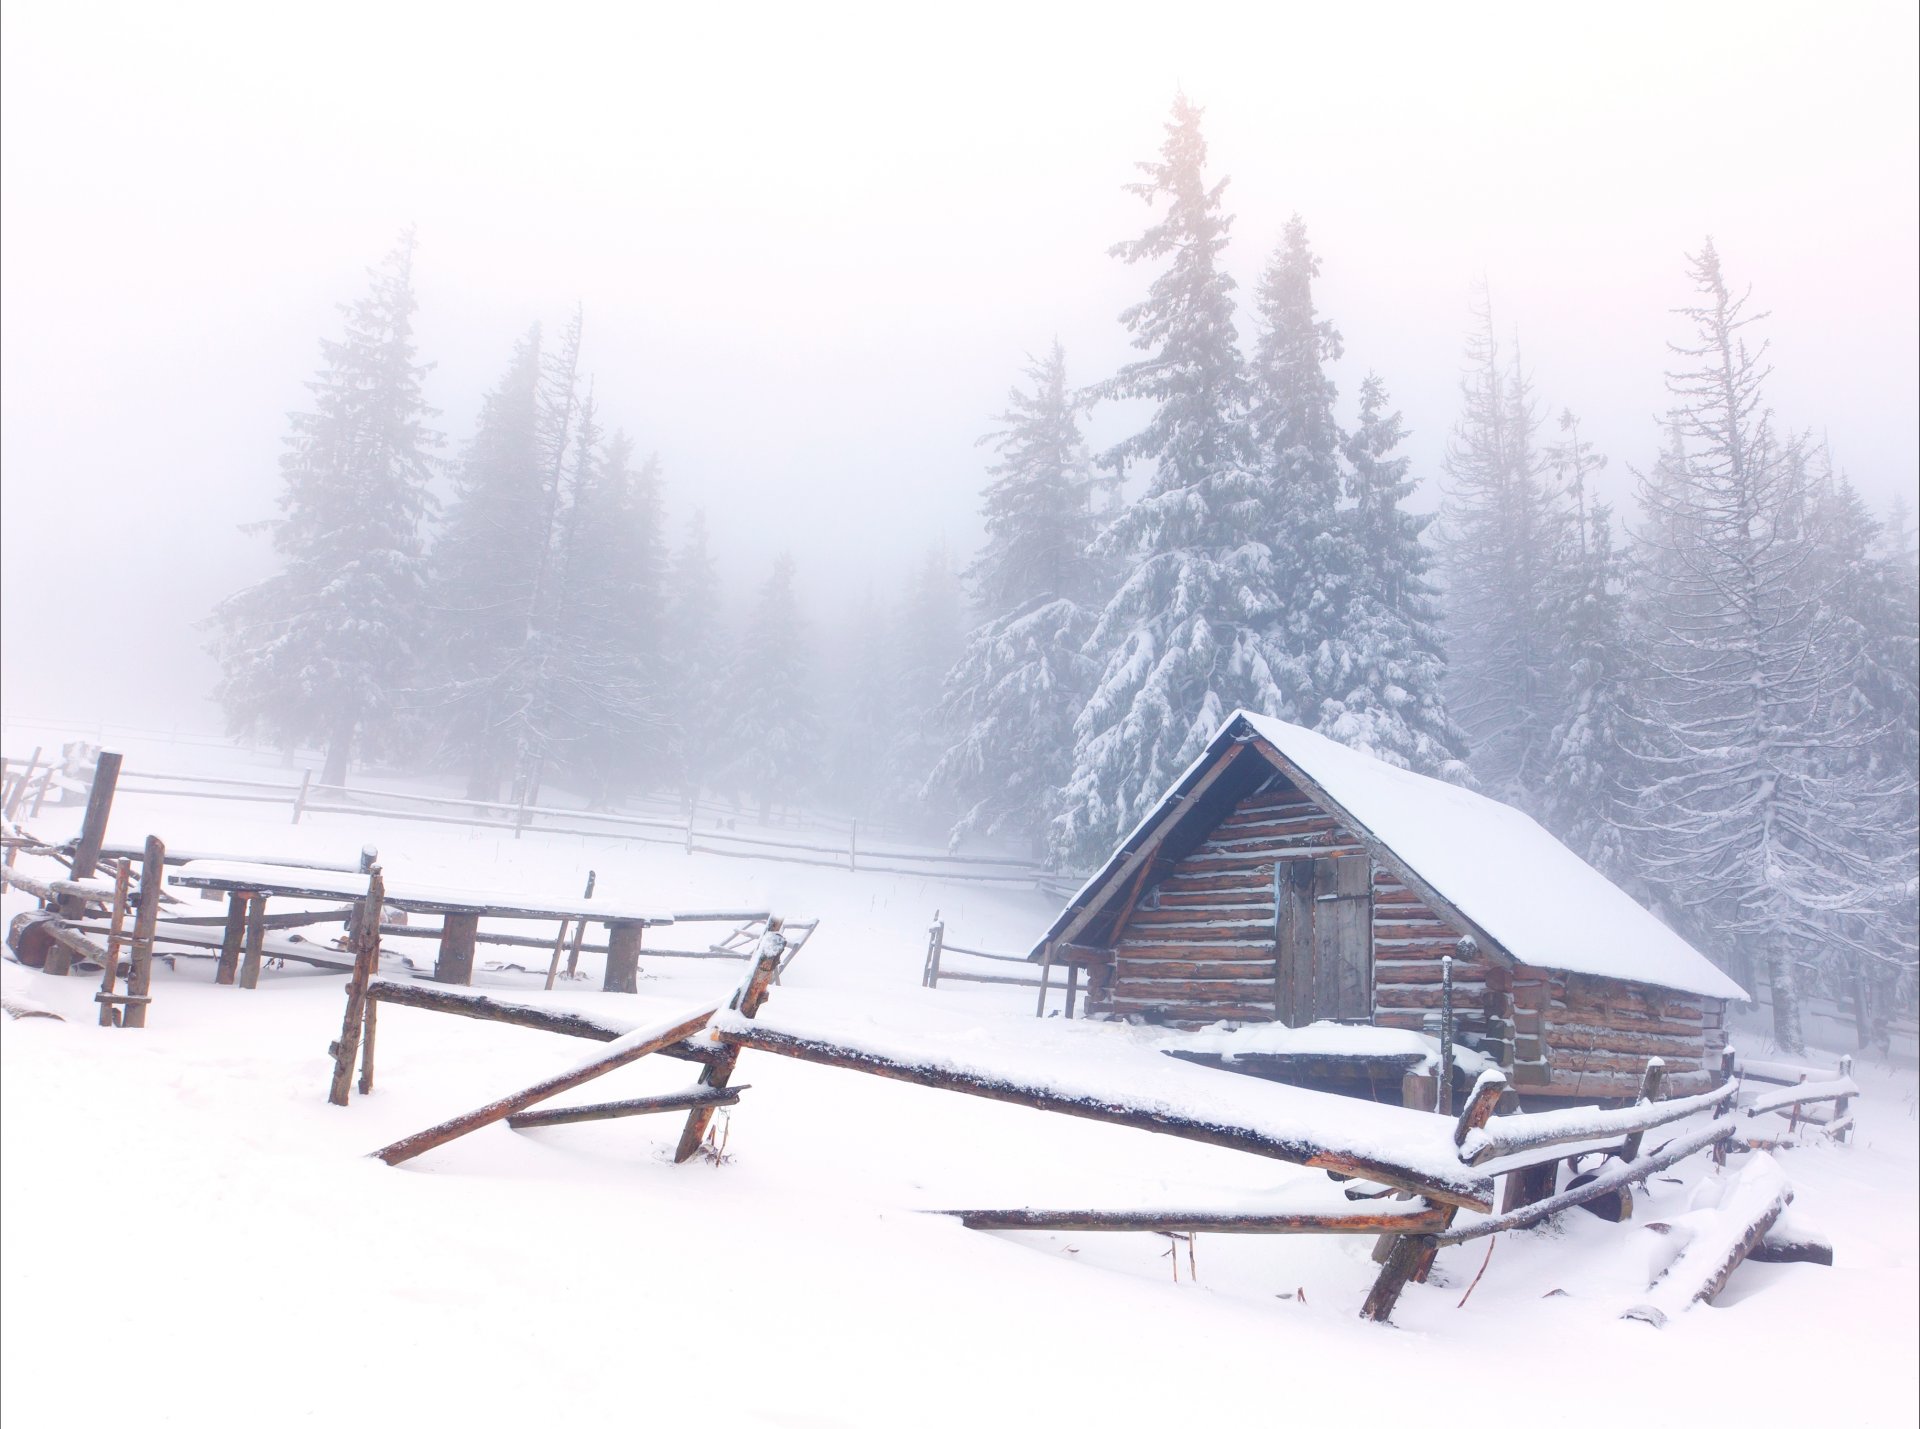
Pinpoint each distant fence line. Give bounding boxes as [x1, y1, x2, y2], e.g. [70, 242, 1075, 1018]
[1, 751, 1084, 894]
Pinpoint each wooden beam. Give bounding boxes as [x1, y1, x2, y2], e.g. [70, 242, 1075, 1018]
[237, 893, 269, 990]
[436, 911, 478, 985]
[362, 980, 718, 1065]
[714, 1023, 1493, 1210]
[944, 1205, 1450, 1234]
[371, 1002, 721, 1166]
[673, 929, 785, 1163]
[120, 837, 164, 1029]
[506, 1086, 744, 1129]
[327, 873, 385, 1107]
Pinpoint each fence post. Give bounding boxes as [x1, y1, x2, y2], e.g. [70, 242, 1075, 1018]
[1712, 1046, 1737, 1166]
[292, 769, 311, 824]
[1619, 1057, 1667, 1163]
[120, 836, 165, 1030]
[1834, 1054, 1853, 1145]
[1438, 953, 1454, 1116]
[923, 914, 945, 988]
[1034, 944, 1055, 1018]
[1065, 964, 1080, 1020]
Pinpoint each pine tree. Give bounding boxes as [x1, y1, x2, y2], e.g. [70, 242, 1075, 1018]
[927, 344, 1101, 848]
[210, 232, 440, 786]
[823, 588, 898, 821]
[1629, 240, 1913, 1052]
[664, 511, 728, 805]
[1059, 95, 1269, 866]
[883, 546, 964, 832]
[1322, 374, 1468, 777]
[718, 553, 822, 820]
[1535, 410, 1639, 876]
[1437, 289, 1573, 809]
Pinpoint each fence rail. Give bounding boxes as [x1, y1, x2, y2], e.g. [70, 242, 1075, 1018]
[4, 752, 1076, 893]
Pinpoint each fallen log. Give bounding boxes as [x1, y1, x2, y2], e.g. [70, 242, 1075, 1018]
[944, 1206, 1451, 1235]
[371, 1001, 722, 1166]
[1748, 1216, 1832, 1267]
[713, 1022, 1494, 1211]
[505, 1085, 745, 1129]
[1622, 1153, 1792, 1326]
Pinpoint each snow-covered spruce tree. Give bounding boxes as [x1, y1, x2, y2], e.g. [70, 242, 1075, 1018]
[429, 314, 590, 802]
[663, 511, 729, 806]
[542, 405, 667, 806]
[210, 232, 440, 786]
[1629, 240, 1914, 1052]
[718, 553, 823, 820]
[925, 343, 1101, 850]
[882, 546, 964, 833]
[1324, 373, 1469, 777]
[1056, 95, 1266, 867]
[1436, 290, 1574, 811]
[1534, 410, 1640, 878]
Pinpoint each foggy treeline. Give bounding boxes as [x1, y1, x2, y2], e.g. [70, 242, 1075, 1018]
[209, 96, 1918, 1053]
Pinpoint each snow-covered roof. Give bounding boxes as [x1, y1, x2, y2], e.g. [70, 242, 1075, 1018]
[1047, 710, 1748, 1003]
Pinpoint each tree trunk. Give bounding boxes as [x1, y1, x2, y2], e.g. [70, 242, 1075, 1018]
[321, 721, 353, 788]
[1767, 951, 1804, 1055]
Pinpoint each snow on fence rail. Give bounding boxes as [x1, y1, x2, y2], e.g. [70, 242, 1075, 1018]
[4, 752, 1074, 891]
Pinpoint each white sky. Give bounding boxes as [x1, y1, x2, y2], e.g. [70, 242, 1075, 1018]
[3, 0, 1916, 729]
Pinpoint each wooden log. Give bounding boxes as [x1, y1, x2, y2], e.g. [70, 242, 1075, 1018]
[1622, 1154, 1792, 1326]
[505, 1085, 744, 1128]
[97, 859, 132, 1027]
[436, 911, 478, 985]
[327, 872, 385, 1106]
[560, 869, 595, 984]
[237, 893, 269, 990]
[1461, 1079, 1734, 1166]
[1619, 1059, 1668, 1163]
[603, 920, 643, 993]
[372, 1001, 721, 1166]
[215, 891, 250, 986]
[1359, 1070, 1507, 1322]
[715, 1023, 1494, 1210]
[673, 929, 786, 1163]
[358, 996, 378, 1096]
[120, 837, 164, 1029]
[1748, 1223, 1832, 1266]
[946, 1205, 1451, 1234]
[364, 979, 712, 1066]
[60, 751, 121, 897]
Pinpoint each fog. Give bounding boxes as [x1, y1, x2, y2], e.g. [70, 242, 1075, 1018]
[3, 0, 1916, 731]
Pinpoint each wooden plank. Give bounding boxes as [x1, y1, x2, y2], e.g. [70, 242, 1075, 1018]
[371, 1002, 722, 1166]
[715, 1023, 1495, 1210]
[947, 1205, 1450, 1234]
[1280, 856, 1313, 1027]
[505, 1086, 744, 1128]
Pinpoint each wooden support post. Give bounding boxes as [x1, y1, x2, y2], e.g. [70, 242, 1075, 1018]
[120, 836, 164, 1030]
[372, 1000, 721, 1165]
[436, 911, 478, 985]
[1065, 964, 1080, 1020]
[545, 919, 572, 989]
[97, 859, 132, 1027]
[673, 926, 784, 1164]
[358, 998, 378, 1096]
[327, 871, 385, 1106]
[559, 870, 595, 984]
[1712, 1045, 1737, 1167]
[237, 893, 269, 990]
[1619, 1057, 1668, 1163]
[1833, 1056, 1853, 1145]
[923, 915, 945, 989]
[1439, 953, 1454, 1116]
[604, 920, 643, 994]
[1034, 944, 1055, 1018]
[64, 751, 121, 889]
[291, 769, 311, 824]
[215, 892, 250, 986]
[1361, 1069, 1507, 1323]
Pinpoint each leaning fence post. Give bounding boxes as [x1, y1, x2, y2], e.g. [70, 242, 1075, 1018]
[120, 836, 165, 1030]
[1712, 1046, 1737, 1166]
[923, 914, 945, 989]
[1619, 1057, 1667, 1163]
[292, 769, 311, 824]
[328, 868, 385, 1106]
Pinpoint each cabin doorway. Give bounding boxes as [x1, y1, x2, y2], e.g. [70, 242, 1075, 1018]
[1275, 855, 1372, 1026]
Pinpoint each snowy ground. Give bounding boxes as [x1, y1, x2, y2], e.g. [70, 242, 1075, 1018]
[3, 739, 1917, 1428]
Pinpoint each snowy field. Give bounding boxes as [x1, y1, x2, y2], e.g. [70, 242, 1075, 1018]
[3, 737, 1917, 1428]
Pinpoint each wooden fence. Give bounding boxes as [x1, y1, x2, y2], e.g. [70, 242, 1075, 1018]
[921, 913, 1081, 1017]
[3, 752, 1072, 891]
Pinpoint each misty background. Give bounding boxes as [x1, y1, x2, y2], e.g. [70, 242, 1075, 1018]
[3, 1, 1915, 728]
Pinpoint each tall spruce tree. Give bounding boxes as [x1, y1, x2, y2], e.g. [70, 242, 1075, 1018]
[1629, 241, 1912, 1052]
[210, 232, 440, 785]
[663, 510, 727, 805]
[883, 546, 964, 832]
[1437, 290, 1573, 809]
[718, 553, 822, 819]
[1324, 374, 1469, 776]
[1058, 95, 1269, 866]
[927, 344, 1101, 849]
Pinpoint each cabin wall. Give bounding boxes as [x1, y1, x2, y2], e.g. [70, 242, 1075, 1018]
[1093, 781, 1485, 1035]
[1490, 965, 1726, 1098]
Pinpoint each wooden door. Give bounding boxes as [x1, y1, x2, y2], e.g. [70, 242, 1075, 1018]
[1275, 855, 1373, 1026]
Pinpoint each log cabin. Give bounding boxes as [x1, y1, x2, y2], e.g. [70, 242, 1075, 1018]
[1032, 711, 1748, 1101]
